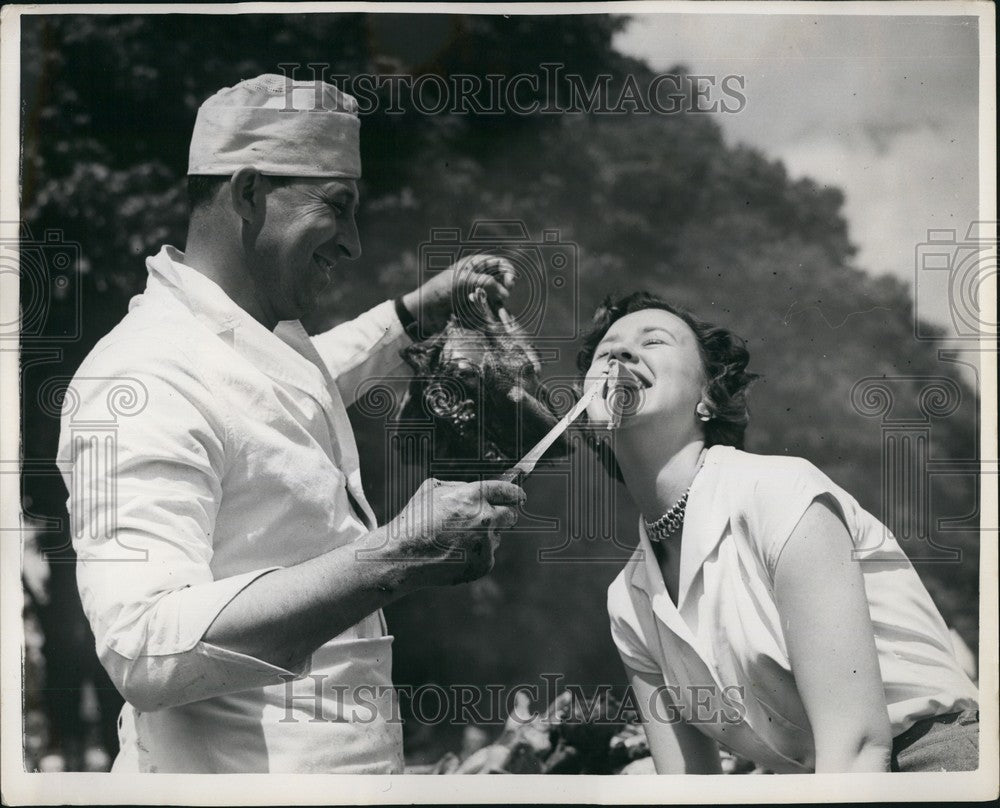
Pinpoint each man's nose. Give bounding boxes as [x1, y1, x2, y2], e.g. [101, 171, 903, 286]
[337, 217, 362, 260]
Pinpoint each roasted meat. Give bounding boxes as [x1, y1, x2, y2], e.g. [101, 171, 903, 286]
[397, 288, 569, 475]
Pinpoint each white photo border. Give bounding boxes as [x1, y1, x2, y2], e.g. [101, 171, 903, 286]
[1, 2, 996, 804]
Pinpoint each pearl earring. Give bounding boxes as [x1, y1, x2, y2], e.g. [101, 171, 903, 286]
[696, 402, 712, 422]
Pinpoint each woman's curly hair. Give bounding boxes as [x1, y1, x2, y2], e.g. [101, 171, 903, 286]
[576, 291, 759, 480]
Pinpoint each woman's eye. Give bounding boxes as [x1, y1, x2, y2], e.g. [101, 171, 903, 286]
[643, 339, 666, 347]
[595, 350, 609, 360]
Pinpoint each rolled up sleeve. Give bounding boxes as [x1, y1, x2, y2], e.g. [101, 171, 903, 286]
[57, 340, 305, 712]
[310, 300, 412, 407]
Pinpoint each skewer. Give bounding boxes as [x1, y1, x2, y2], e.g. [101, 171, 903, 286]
[499, 365, 614, 483]
[605, 360, 623, 430]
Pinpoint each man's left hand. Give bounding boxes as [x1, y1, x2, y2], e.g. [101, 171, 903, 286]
[400, 254, 515, 337]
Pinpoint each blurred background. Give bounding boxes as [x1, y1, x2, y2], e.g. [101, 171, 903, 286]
[17, 10, 982, 772]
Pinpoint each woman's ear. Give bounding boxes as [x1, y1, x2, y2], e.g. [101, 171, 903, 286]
[229, 166, 266, 222]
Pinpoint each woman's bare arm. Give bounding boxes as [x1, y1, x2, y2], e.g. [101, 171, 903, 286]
[626, 666, 722, 774]
[773, 497, 892, 772]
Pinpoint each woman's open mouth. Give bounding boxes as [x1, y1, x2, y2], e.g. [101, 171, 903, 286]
[615, 364, 651, 389]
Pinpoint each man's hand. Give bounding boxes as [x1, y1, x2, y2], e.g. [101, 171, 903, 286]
[400, 254, 516, 337]
[203, 476, 525, 673]
[387, 478, 526, 587]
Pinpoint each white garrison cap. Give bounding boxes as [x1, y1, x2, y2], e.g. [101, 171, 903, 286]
[188, 73, 361, 178]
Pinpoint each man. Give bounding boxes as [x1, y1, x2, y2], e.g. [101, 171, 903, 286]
[55, 73, 525, 773]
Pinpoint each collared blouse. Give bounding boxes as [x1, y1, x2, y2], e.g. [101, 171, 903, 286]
[607, 445, 979, 772]
[57, 246, 413, 772]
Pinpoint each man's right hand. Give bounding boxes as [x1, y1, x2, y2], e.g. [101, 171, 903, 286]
[386, 478, 526, 588]
[203, 478, 525, 674]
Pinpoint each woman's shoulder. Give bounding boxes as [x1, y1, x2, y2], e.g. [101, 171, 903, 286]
[711, 447, 848, 577]
[711, 446, 838, 504]
[713, 446, 827, 482]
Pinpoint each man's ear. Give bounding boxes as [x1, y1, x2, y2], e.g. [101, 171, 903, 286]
[229, 166, 266, 222]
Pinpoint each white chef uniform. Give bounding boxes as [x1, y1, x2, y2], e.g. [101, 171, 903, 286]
[57, 245, 411, 772]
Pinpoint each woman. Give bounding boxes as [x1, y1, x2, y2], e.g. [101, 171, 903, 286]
[578, 291, 979, 773]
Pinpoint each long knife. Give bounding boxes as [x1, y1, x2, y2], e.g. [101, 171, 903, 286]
[499, 361, 620, 483]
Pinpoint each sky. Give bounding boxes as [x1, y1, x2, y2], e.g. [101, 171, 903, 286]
[613, 12, 983, 333]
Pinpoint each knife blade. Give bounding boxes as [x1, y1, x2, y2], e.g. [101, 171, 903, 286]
[499, 362, 618, 483]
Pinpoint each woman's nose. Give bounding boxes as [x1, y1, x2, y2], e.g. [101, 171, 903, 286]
[609, 345, 636, 362]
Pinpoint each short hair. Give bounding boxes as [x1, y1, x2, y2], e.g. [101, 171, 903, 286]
[186, 174, 295, 213]
[187, 175, 227, 212]
[576, 291, 759, 480]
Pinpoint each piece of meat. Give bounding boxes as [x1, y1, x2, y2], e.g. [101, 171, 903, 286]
[398, 288, 569, 476]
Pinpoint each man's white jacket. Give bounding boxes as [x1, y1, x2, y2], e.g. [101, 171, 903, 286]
[56, 246, 410, 772]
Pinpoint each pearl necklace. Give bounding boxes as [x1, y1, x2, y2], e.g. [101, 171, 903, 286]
[643, 490, 690, 542]
[643, 448, 707, 543]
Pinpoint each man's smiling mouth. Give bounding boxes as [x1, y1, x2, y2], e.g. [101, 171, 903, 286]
[313, 254, 337, 284]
